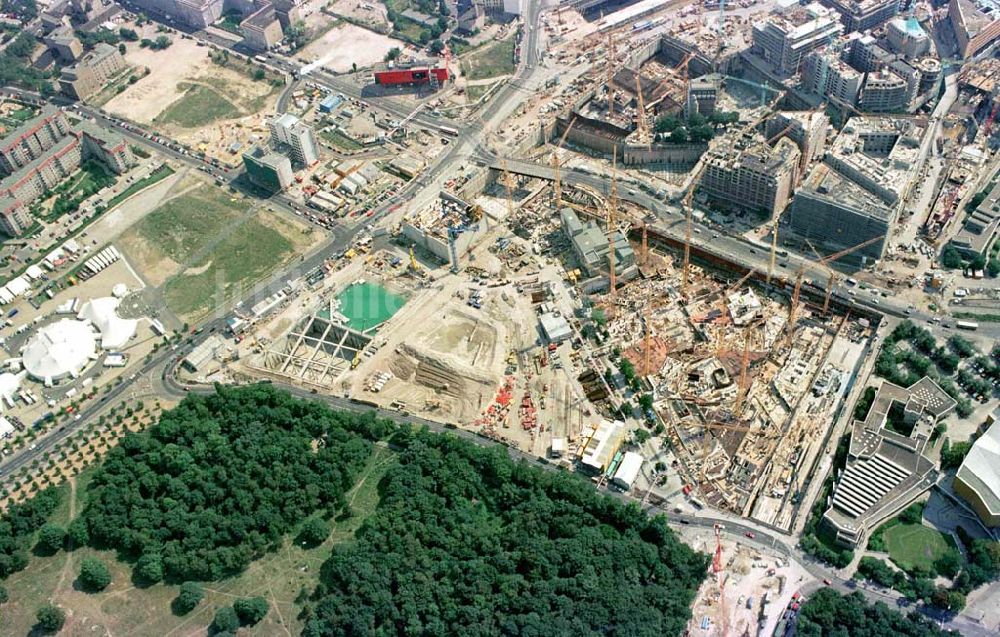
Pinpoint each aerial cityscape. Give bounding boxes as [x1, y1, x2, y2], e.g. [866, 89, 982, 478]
[0, 0, 997, 634]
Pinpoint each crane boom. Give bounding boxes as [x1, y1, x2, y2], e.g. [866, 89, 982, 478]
[552, 118, 577, 208]
[608, 148, 618, 298]
[807, 235, 883, 314]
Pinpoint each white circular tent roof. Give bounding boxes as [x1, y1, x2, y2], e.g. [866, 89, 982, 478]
[23, 319, 97, 383]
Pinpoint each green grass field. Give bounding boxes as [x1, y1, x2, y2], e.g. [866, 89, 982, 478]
[461, 37, 516, 81]
[124, 184, 244, 266]
[163, 215, 296, 320]
[0, 448, 396, 636]
[156, 83, 241, 128]
[883, 523, 953, 572]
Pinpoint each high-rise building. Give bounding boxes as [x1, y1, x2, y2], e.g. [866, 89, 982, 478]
[59, 43, 127, 102]
[0, 109, 134, 229]
[0, 196, 31, 237]
[751, 3, 844, 77]
[846, 34, 895, 72]
[949, 0, 1000, 60]
[0, 106, 72, 174]
[75, 122, 136, 174]
[44, 25, 83, 63]
[765, 111, 829, 178]
[788, 116, 923, 264]
[686, 75, 719, 116]
[822, 0, 900, 32]
[243, 144, 293, 192]
[803, 51, 863, 108]
[886, 16, 931, 58]
[860, 68, 914, 112]
[268, 113, 319, 167]
[699, 136, 801, 219]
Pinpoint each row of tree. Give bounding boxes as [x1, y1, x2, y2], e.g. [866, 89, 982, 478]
[797, 589, 958, 637]
[303, 428, 711, 636]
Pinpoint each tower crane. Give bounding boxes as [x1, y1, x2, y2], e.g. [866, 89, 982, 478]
[648, 52, 694, 112]
[552, 118, 577, 209]
[681, 160, 707, 295]
[606, 33, 617, 120]
[784, 265, 805, 349]
[607, 148, 619, 298]
[500, 158, 515, 219]
[805, 236, 883, 314]
[734, 326, 754, 416]
[635, 74, 651, 148]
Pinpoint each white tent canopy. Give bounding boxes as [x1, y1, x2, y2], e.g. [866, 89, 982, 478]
[78, 297, 137, 350]
[22, 319, 97, 384]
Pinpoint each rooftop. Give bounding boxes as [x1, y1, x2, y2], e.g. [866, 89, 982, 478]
[956, 415, 1000, 518]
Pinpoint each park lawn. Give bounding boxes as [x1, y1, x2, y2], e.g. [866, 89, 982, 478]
[163, 213, 298, 321]
[156, 83, 242, 128]
[124, 183, 245, 266]
[883, 523, 954, 573]
[461, 37, 516, 81]
[0, 448, 396, 636]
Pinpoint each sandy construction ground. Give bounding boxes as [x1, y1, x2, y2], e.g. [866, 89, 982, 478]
[297, 22, 404, 72]
[104, 38, 278, 127]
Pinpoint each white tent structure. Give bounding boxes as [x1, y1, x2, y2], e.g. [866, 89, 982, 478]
[78, 297, 137, 350]
[22, 319, 97, 384]
[0, 370, 26, 408]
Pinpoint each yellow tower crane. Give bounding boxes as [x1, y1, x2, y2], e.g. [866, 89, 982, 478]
[552, 118, 577, 209]
[805, 236, 883, 314]
[608, 148, 619, 299]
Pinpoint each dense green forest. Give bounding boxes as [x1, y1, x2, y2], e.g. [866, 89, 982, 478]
[797, 589, 959, 637]
[79, 385, 389, 581]
[303, 428, 710, 636]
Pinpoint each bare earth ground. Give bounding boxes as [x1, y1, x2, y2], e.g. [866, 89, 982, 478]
[297, 22, 406, 72]
[104, 38, 281, 161]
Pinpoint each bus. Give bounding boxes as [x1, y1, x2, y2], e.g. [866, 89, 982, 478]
[439, 125, 459, 137]
[956, 320, 979, 331]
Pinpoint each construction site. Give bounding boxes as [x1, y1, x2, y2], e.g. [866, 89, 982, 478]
[195, 0, 897, 533]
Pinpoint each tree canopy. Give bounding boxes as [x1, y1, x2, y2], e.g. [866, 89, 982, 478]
[304, 428, 710, 636]
[78, 557, 111, 592]
[0, 486, 60, 578]
[80, 386, 386, 582]
[798, 589, 958, 637]
[35, 603, 65, 634]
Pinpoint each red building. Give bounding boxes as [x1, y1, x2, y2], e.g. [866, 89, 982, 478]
[373, 66, 449, 87]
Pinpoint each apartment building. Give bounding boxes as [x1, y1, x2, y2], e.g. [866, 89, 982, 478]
[59, 43, 127, 102]
[751, 2, 844, 76]
[699, 136, 801, 218]
[0, 106, 72, 175]
[803, 50, 863, 107]
[0, 196, 31, 237]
